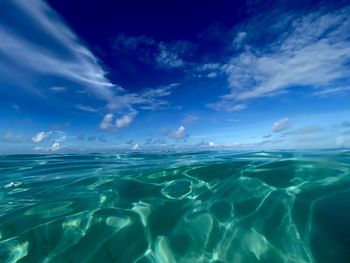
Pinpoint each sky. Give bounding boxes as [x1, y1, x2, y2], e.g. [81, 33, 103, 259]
[1, 0, 350, 153]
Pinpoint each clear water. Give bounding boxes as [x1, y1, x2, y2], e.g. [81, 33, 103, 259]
[0, 151, 350, 262]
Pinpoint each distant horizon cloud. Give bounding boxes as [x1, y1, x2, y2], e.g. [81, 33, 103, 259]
[168, 126, 188, 140]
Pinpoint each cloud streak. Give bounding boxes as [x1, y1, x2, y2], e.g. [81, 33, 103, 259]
[0, 0, 115, 100]
[0, 0, 177, 131]
[272, 118, 290, 132]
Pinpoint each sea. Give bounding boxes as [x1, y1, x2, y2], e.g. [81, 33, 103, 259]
[0, 150, 349, 262]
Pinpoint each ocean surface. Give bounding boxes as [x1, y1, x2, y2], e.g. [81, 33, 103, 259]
[0, 151, 350, 263]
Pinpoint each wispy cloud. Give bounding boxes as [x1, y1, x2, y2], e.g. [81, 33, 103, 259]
[209, 6, 350, 110]
[272, 118, 290, 132]
[0, 0, 115, 100]
[312, 86, 350, 96]
[156, 41, 188, 68]
[107, 83, 177, 113]
[74, 104, 99, 113]
[113, 33, 192, 69]
[50, 86, 67, 92]
[207, 101, 246, 112]
[0, 1, 177, 132]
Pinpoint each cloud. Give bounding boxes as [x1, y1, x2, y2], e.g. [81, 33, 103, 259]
[208, 141, 216, 147]
[51, 142, 60, 151]
[74, 104, 99, 113]
[113, 34, 192, 69]
[116, 113, 135, 129]
[100, 113, 114, 130]
[50, 86, 67, 92]
[33, 141, 61, 152]
[209, 6, 350, 109]
[207, 101, 246, 112]
[32, 131, 50, 143]
[100, 112, 137, 131]
[207, 72, 217, 78]
[0, 0, 115, 100]
[32, 130, 66, 143]
[0, 1, 177, 131]
[168, 126, 189, 140]
[312, 86, 350, 96]
[107, 83, 177, 113]
[132, 143, 140, 150]
[272, 118, 290, 132]
[233, 32, 247, 48]
[156, 42, 185, 68]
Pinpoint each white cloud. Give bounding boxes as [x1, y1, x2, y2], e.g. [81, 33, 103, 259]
[116, 114, 135, 129]
[100, 112, 137, 131]
[272, 118, 290, 132]
[100, 113, 114, 131]
[0, 0, 178, 131]
[210, 7, 350, 109]
[51, 142, 60, 151]
[132, 143, 140, 150]
[233, 32, 247, 48]
[50, 86, 67, 92]
[75, 104, 99, 113]
[32, 130, 66, 143]
[32, 131, 50, 143]
[169, 126, 188, 140]
[207, 101, 246, 112]
[208, 141, 216, 147]
[0, 0, 115, 100]
[207, 72, 217, 78]
[107, 83, 177, 113]
[312, 86, 350, 96]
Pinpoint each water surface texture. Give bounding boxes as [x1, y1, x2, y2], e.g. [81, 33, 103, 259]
[1, 151, 350, 262]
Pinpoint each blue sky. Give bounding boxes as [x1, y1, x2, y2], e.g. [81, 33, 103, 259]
[1, 0, 350, 153]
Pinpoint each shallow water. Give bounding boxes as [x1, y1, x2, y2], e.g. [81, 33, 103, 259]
[0, 150, 350, 262]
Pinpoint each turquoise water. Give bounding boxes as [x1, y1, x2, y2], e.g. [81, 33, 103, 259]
[0, 151, 350, 263]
